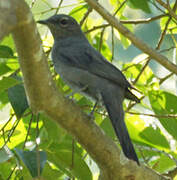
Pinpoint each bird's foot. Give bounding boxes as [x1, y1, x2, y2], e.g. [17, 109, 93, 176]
[87, 101, 98, 121]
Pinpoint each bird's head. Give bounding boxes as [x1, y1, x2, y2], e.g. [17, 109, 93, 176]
[37, 14, 83, 39]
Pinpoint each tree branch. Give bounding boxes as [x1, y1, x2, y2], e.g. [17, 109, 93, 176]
[0, 0, 169, 179]
[0, 1, 17, 41]
[84, 0, 177, 75]
[85, 14, 168, 34]
[155, 0, 177, 21]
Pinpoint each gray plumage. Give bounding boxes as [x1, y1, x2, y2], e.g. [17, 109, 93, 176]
[38, 14, 140, 164]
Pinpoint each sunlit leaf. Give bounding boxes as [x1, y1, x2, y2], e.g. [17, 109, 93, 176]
[140, 126, 169, 149]
[149, 90, 177, 140]
[151, 154, 176, 173]
[0, 63, 12, 76]
[0, 91, 9, 109]
[125, 114, 170, 150]
[0, 77, 20, 94]
[0, 45, 14, 58]
[0, 118, 27, 148]
[42, 162, 64, 179]
[127, 0, 151, 13]
[69, 4, 89, 22]
[160, 16, 177, 34]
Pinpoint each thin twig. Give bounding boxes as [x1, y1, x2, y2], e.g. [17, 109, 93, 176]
[111, 26, 114, 62]
[85, 24, 109, 33]
[155, 2, 177, 49]
[55, 0, 64, 14]
[159, 72, 174, 84]
[80, 6, 93, 26]
[150, 0, 166, 13]
[126, 111, 177, 118]
[159, 46, 176, 53]
[120, 14, 168, 24]
[23, 113, 34, 149]
[7, 165, 17, 180]
[162, 167, 177, 179]
[156, 0, 177, 21]
[132, 58, 150, 85]
[98, 27, 106, 52]
[113, 0, 127, 16]
[0, 114, 14, 133]
[2, 118, 21, 148]
[85, 0, 177, 74]
[137, 145, 177, 165]
[85, 14, 168, 33]
[36, 113, 40, 177]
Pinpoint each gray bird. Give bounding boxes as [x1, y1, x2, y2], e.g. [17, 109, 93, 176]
[38, 14, 140, 164]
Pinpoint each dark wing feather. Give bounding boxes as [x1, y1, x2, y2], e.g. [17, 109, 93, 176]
[60, 45, 131, 89]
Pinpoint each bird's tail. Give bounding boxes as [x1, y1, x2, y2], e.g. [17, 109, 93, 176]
[101, 89, 139, 165]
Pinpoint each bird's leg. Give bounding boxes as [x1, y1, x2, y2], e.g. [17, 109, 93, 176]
[88, 100, 98, 120]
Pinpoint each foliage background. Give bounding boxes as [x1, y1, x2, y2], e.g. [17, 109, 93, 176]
[0, 0, 177, 179]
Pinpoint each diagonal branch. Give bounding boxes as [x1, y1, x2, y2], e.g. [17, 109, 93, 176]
[84, 0, 177, 75]
[156, 0, 177, 21]
[85, 14, 168, 33]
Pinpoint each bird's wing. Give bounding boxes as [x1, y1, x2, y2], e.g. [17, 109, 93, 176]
[60, 45, 131, 88]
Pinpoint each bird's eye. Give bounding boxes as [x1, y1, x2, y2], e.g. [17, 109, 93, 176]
[60, 17, 69, 27]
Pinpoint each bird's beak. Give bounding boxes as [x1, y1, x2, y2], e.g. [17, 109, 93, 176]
[37, 20, 49, 25]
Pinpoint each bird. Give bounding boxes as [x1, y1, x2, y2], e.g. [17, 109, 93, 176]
[38, 14, 140, 165]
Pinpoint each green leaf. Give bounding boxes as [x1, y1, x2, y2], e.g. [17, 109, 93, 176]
[118, 16, 133, 49]
[1, 35, 15, 51]
[92, 32, 112, 60]
[0, 45, 14, 58]
[0, 160, 16, 179]
[151, 154, 176, 173]
[48, 142, 92, 180]
[8, 84, 28, 118]
[127, 0, 151, 13]
[0, 77, 20, 94]
[119, 33, 131, 49]
[42, 114, 66, 143]
[123, 62, 157, 95]
[125, 114, 170, 151]
[69, 4, 89, 22]
[42, 162, 64, 179]
[0, 119, 27, 149]
[160, 16, 177, 34]
[15, 149, 47, 178]
[139, 126, 170, 149]
[100, 117, 116, 138]
[125, 114, 149, 146]
[149, 90, 177, 140]
[0, 91, 9, 109]
[0, 63, 12, 76]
